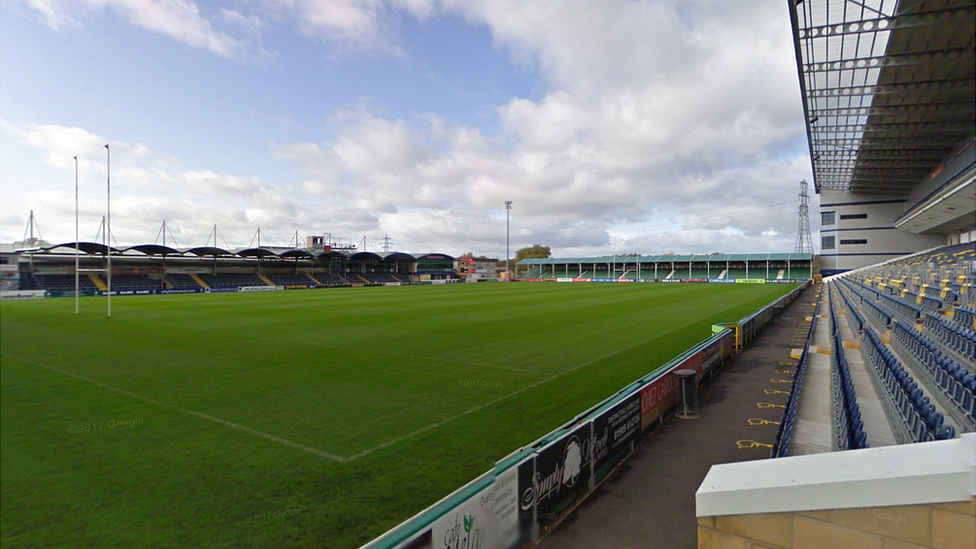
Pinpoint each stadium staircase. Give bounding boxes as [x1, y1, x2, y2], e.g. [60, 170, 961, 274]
[190, 273, 209, 289]
[717, 269, 727, 279]
[776, 269, 785, 280]
[88, 274, 107, 291]
[305, 273, 322, 286]
[258, 274, 275, 286]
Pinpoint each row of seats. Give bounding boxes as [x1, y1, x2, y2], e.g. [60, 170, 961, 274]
[890, 320, 976, 428]
[109, 274, 163, 290]
[198, 273, 269, 289]
[34, 274, 98, 291]
[923, 312, 976, 364]
[358, 273, 404, 284]
[956, 306, 976, 329]
[828, 284, 868, 450]
[836, 281, 866, 334]
[878, 292, 923, 324]
[902, 288, 948, 313]
[771, 291, 821, 458]
[861, 326, 955, 442]
[840, 275, 970, 377]
[165, 274, 201, 289]
[265, 273, 314, 286]
[310, 273, 350, 287]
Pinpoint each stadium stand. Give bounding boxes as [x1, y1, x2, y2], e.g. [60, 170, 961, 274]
[110, 274, 163, 290]
[264, 273, 316, 287]
[308, 273, 349, 287]
[359, 273, 401, 284]
[34, 273, 98, 291]
[197, 273, 270, 289]
[164, 273, 202, 289]
[828, 283, 868, 450]
[771, 291, 819, 457]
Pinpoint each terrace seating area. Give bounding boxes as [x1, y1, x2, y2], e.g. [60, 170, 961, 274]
[34, 273, 98, 291]
[165, 273, 202, 289]
[197, 273, 269, 289]
[110, 274, 163, 290]
[359, 273, 402, 284]
[264, 273, 315, 287]
[776, 244, 975, 458]
[828, 284, 868, 450]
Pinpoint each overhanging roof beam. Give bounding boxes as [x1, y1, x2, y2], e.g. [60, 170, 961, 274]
[802, 47, 974, 74]
[811, 149, 947, 160]
[806, 78, 975, 97]
[815, 137, 965, 147]
[810, 102, 976, 118]
[811, 122, 974, 133]
[797, 6, 974, 40]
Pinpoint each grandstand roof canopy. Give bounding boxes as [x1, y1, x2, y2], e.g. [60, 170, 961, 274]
[517, 253, 813, 265]
[185, 246, 232, 256]
[788, 0, 976, 196]
[42, 242, 118, 255]
[236, 247, 279, 258]
[17, 243, 449, 263]
[278, 249, 314, 258]
[127, 244, 180, 256]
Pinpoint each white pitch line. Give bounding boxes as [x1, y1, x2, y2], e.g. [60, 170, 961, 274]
[0, 351, 349, 463]
[347, 314, 706, 460]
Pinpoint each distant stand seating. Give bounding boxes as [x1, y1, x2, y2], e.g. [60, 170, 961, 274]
[198, 273, 269, 289]
[265, 273, 315, 287]
[35, 274, 98, 291]
[110, 274, 163, 290]
[165, 274, 202, 289]
[359, 273, 401, 284]
[309, 273, 348, 287]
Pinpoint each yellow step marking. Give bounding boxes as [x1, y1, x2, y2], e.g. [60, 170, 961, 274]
[737, 440, 774, 449]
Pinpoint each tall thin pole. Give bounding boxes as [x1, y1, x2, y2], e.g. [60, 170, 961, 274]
[505, 201, 512, 280]
[105, 144, 111, 319]
[74, 156, 79, 314]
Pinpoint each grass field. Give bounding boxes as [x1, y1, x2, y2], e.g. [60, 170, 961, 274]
[1, 281, 796, 548]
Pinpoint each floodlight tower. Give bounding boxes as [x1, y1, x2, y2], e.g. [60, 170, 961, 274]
[794, 179, 813, 254]
[505, 201, 513, 279]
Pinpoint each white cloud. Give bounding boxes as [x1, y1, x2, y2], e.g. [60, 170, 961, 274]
[3, 1, 815, 257]
[0, 121, 327, 247]
[17, 0, 260, 59]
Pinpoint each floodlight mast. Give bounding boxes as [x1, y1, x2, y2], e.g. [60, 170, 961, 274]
[505, 201, 512, 280]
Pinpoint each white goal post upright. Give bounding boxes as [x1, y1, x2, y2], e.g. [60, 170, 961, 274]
[105, 143, 111, 319]
[71, 147, 114, 318]
[74, 156, 79, 315]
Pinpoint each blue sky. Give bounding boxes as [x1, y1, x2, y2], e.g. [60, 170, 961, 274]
[0, 0, 818, 257]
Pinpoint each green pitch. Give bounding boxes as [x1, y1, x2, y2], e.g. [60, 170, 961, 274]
[1, 282, 796, 548]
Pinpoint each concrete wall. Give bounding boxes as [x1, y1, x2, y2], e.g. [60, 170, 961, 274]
[698, 497, 975, 549]
[819, 190, 944, 274]
[696, 434, 976, 549]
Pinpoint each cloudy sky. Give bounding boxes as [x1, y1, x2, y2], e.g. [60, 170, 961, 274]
[0, 0, 819, 257]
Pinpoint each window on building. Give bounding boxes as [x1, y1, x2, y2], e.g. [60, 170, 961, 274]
[822, 236, 835, 250]
[821, 211, 836, 225]
[840, 213, 868, 220]
[840, 239, 868, 245]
